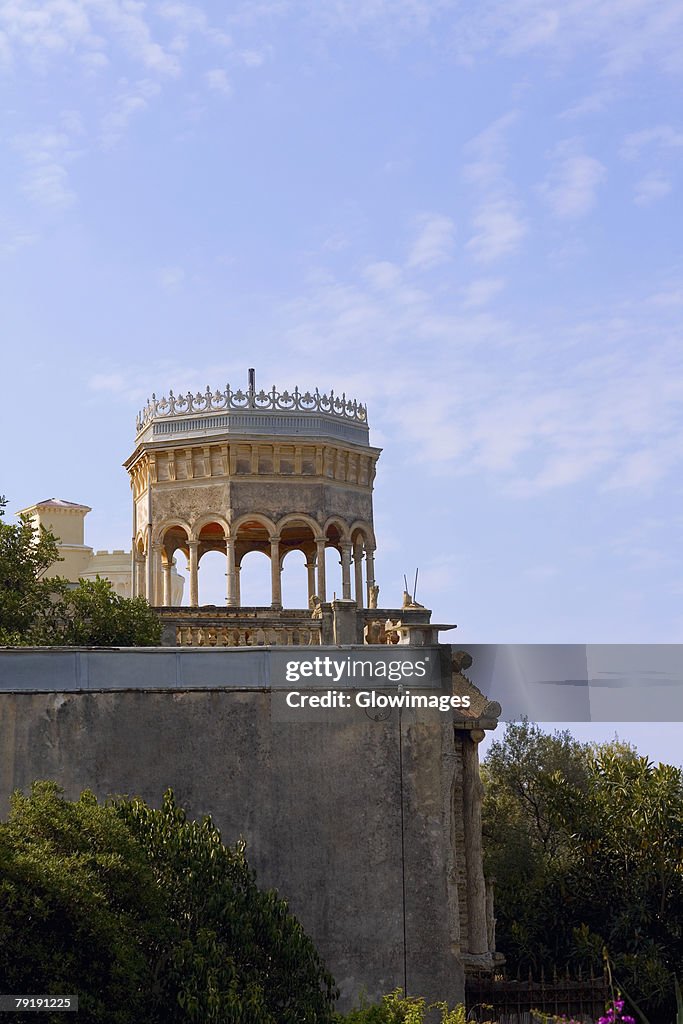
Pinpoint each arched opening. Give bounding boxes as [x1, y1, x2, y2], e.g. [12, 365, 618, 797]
[160, 525, 190, 606]
[238, 550, 271, 607]
[324, 521, 346, 601]
[194, 522, 227, 606]
[175, 549, 190, 606]
[197, 549, 227, 605]
[280, 549, 309, 609]
[278, 519, 317, 609]
[325, 544, 343, 601]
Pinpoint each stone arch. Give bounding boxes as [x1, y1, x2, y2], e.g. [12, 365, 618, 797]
[191, 512, 230, 542]
[133, 533, 147, 600]
[276, 514, 321, 608]
[322, 516, 350, 547]
[153, 518, 192, 547]
[232, 512, 279, 538]
[152, 522, 191, 606]
[275, 512, 323, 542]
[349, 520, 375, 550]
[232, 513, 280, 609]
[348, 521, 376, 609]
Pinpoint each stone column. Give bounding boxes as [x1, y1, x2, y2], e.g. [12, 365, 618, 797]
[135, 557, 145, 599]
[145, 527, 153, 601]
[270, 537, 282, 609]
[340, 541, 352, 601]
[306, 557, 316, 603]
[353, 543, 364, 608]
[365, 547, 376, 607]
[226, 536, 237, 607]
[461, 729, 488, 955]
[151, 543, 163, 606]
[162, 557, 173, 606]
[131, 546, 137, 598]
[316, 539, 327, 602]
[188, 540, 199, 607]
[235, 563, 241, 606]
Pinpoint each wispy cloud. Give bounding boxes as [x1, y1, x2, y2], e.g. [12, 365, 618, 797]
[462, 111, 518, 188]
[157, 266, 186, 290]
[0, 0, 180, 75]
[462, 277, 505, 308]
[204, 68, 232, 96]
[12, 129, 79, 209]
[466, 198, 527, 262]
[621, 124, 683, 160]
[276, 245, 683, 500]
[407, 213, 455, 270]
[539, 141, 606, 219]
[0, 221, 37, 257]
[364, 261, 402, 291]
[100, 79, 161, 148]
[462, 113, 528, 264]
[634, 173, 672, 205]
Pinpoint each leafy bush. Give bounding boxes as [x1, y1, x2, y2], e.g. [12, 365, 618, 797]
[0, 782, 336, 1024]
[333, 989, 469, 1024]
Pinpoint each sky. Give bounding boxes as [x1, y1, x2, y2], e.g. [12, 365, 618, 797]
[1, 0, 683, 763]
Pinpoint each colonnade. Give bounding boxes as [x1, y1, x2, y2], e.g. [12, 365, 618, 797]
[133, 519, 375, 610]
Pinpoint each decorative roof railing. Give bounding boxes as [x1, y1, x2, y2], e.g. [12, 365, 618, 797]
[136, 384, 368, 435]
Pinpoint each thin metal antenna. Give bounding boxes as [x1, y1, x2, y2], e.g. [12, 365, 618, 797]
[403, 573, 408, 594]
[248, 368, 255, 393]
[413, 568, 419, 604]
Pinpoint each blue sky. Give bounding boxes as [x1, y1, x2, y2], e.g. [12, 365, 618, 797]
[2, 1, 683, 762]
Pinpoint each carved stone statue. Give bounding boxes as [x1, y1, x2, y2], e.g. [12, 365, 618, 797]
[368, 583, 379, 609]
[402, 590, 425, 609]
[309, 594, 323, 620]
[363, 620, 386, 644]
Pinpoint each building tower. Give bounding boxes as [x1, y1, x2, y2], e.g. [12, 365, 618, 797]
[124, 372, 381, 612]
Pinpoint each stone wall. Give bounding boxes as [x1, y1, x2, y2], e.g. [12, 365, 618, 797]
[0, 647, 498, 1009]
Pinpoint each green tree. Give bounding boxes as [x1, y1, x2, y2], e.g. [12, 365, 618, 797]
[0, 496, 160, 646]
[0, 783, 337, 1024]
[32, 576, 162, 647]
[482, 722, 683, 1020]
[0, 495, 61, 642]
[116, 789, 338, 1024]
[0, 781, 165, 1024]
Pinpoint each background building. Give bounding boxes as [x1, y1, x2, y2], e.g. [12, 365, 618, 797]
[19, 497, 184, 603]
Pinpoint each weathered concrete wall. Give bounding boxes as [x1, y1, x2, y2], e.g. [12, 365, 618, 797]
[0, 651, 466, 1009]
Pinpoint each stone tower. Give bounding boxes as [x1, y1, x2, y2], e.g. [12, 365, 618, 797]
[124, 372, 380, 611]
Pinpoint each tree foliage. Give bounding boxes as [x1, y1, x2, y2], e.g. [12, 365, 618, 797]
[0, 495, 61, 640]
[0, 783, 337, 1024]
[115, 789, 337, 1023]
[482, 721, 683, 1020]
[30, 576, 162, 647]
[0, 782, 164, 1024]
[333, 989, 468, 1024]
[0, 496, 160, 646]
